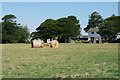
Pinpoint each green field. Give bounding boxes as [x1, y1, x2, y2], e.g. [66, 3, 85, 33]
[2, 43, 118, 78]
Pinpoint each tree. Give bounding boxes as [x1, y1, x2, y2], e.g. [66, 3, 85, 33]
[18, 25, 30, 43]
[56, 17, 73, 42]
[32, 16, 81, 43]
[84, 12, 103, 32]
[56, 16, 80, 42]
[99, 15, 120, 42]
[35, 19, 57, 42]
[2, 14, 19, 43]
[2, 14, 30, 43]
[67, 16, 81, 36]
[2, 14, 17, 23]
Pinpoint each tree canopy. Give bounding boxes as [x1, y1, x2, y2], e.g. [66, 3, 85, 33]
[2, 14, 30, 43]
[99, 15, 120, 42]
[84, 12, 103, 32]
[31, 16, 81, 43]
[36, 19, 57, 40]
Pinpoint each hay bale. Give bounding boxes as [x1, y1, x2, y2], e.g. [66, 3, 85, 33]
[31, 40, 43, 48]
[51, 40, 59, 48]
[70, 40, 75, 43]
[43, 43, 50, 48]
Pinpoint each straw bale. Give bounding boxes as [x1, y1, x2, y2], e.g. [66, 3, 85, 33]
[43, 43, 50, 48]
[51, 40, 59, 48]
[31, 40, 43, 48]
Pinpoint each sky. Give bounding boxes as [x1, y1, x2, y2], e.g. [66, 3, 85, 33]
[1, 2, 118, 35]
[1, 0, 120, 2]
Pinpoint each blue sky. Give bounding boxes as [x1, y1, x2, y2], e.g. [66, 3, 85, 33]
[2, 2, 118, 35]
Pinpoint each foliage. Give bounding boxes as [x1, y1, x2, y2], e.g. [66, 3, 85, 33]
[84, 12, 103, 32]
[56, 16, 80, 43]
[2, 14, 17, 23]
[2, 14, 30, 43]
[99, 15, 120, 42]
[32, 16, 81, 43]
[82, 40, 90, 43]
[18, 26, 30, 43]
[35, 19, 57, 42]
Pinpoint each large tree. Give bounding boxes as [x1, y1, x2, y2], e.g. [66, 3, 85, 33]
[2, 14, 30, 43]
[35, 19, 57, 42]
[84, 12, 103, 32]
[18, 25, 30, 43]
[99, 15, 120, 42]
[56, 16, 80, 42]
[32, 16, 81, 43]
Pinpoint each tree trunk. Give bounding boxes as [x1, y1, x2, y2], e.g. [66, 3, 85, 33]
[67, 37, 69, 43]
[45, 38, 47, 43]
[50, 37, 52, 41]
[65, 39, 67, 43]
[108, 37, 112, 43]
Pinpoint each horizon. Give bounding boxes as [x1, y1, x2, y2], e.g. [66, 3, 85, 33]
[2, 2, 118, 35]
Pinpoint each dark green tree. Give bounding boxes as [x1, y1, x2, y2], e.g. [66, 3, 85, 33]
[2, 14, 30, 43]
[99, 15, 120, 42]
[67, 16, 81, 36]
[18, 25, 30, 43]
[56, 16, 80, 42]
[35, 19, 57, 42]
[2, 14, 17, 23]
[84, 12, 103, 32]
[32, 16, 81, 43]
[2, 14, 19, 43]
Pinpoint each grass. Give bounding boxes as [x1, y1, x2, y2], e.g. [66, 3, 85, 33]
[2, 43, 118, 78]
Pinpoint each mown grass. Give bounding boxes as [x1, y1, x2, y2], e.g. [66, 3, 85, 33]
[2, 43, 118, 78]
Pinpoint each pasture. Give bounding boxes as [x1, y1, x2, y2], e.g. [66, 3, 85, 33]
[2, 43, 118, 78]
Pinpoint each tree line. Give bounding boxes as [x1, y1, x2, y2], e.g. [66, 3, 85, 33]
[1, 12, 120, 43]
[32, 12, 120, 43]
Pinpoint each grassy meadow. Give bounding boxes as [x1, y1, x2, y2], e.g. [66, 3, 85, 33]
[2, 43, 118, 78]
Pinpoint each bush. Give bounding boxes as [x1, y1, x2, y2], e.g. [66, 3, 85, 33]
[10, 40, 18, 43]
[109, 39, 120, 43]
[77, 39, 80, 41]
[82, 40, 90, 43]
[75, 40, 78, 43]
[25, 40, 30, 44]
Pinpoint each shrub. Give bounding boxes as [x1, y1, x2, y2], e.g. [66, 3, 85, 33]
[10, 40, 18, 43]
[77, 39, 80, 41]
[82, 40, 90, 43]
[75, 40, 78, 43]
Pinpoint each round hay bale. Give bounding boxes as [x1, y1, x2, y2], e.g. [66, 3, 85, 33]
[51, 40, 59, 48]
[43, 43, 50, 48]
[31, 40, 43, 48]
